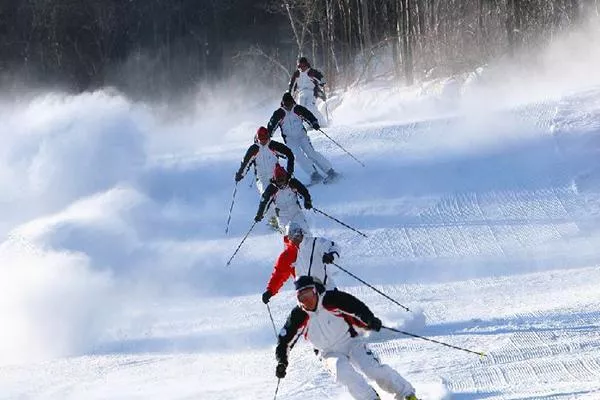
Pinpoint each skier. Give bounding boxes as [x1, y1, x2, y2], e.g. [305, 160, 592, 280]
[274, 275, 419, 400]
[254, 165, 312, 234]
[267, 92, 339, 185]
[288, 56, 327, 125]
[261, 222, 339, 304]
[235, 126, 295, 195]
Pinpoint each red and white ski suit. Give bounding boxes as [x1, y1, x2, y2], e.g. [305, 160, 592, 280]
[266, 235, 339, 296]
[276, 289, 416, 400]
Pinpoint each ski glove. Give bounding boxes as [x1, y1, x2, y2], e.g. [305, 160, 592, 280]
[368, 317, 382, 332]
[312, 122, 320, 130]
[235, 171, 243, 182]
[262, 290, 272, 304]
[254, 214, 263, 222]
[304, 199, 312, 210]
[275, 363, 287, 379]
[322, 251, 338, 264]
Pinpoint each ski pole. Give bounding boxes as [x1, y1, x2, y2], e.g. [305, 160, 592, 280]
[266, 304, 281, 400]
[225, 183, 238, 235]
[274, 378, 281, 400]
[313, 207, 367, 238]
[266, 303, 278, 338]
[225, 221, 257, 267]
[318, 128, 365, 167]
[332, 262, 410, 312]
[383, 326, 487, 357]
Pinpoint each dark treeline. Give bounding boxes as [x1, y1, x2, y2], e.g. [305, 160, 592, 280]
[0, 0, 597, 96]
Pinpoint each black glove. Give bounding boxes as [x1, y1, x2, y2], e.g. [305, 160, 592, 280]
[262, 290, 272, 304]
[275, 363, 287, 379]
[322, 252, 336, 264]
[254, 214, 263, 222]
[312, 122, 320, 130]
[304, 200, 312, 210]
[235, 171, 243, 182]
[368, 317, 382, 332]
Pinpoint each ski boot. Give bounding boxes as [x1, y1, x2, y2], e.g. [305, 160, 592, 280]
[268, 216, 279, 231]
[322, 168, 339, 184]
[310, 171, 323, 185]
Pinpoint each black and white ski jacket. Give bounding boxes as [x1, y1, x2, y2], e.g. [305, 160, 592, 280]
[256, 178, 311, 220]
[276, 289, 378, 365]
[236, 140, 295, 182]
[267, 105, 318, 142]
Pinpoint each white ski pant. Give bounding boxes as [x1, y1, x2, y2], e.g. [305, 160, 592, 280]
[256, 176, 270, 195]
[297, 89, 326, 126]
[276, 208, 311, 236]
[285, 134, 332, 178]
[322, 341, 415, 400]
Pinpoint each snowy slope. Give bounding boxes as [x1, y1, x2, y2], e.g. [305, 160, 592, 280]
[1, 66, 600, 400]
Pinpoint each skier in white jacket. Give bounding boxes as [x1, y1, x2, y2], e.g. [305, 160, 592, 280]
[288, 56, 327, 126]
[274, 275, 419, 400]
[235, 126, 295, 194]
[254, 165, 312, 234]
[267, 92, 339, 185]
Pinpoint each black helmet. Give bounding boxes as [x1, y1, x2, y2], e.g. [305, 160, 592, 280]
[294, 275, 325, 293]
[282, 92, 295, 106]
[297, 57, 309, 67]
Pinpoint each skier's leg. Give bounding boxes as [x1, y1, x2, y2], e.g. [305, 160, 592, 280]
[288, 210, 311, 236]
[322, 352, 380, 400]
[349, 342, 416, 399]
[297, 90, 311, 108]
[257, 177, 278, 227]
[299, 135, 333, 174]
[298, 90, 325, 126]
[275, 210, 291, 235]
[286, 136, 318, 180]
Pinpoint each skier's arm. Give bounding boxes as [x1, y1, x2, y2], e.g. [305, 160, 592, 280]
[270, 141, 295, 177]
[289, 178, 311, 203]
[310, 68, 325, 85]
[322, 290, 378, 329]
[255, 184, 276, 221]
[287, 70, 299, 93]
[320, 238, 340, 264]
[266, 247, 296, 295]
[237, 145, 259, 177]
[275, 306, 308, 366]
[267, 109, 285, 136]
[294, 105, 318, 127]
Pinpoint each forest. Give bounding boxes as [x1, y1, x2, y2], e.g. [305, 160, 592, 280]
[0, 0, 596, 97]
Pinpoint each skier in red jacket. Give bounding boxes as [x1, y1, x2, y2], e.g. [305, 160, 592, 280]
[261, 222, 339, 304]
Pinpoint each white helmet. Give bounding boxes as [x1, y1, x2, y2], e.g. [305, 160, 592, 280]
[286, 222, 304, 239]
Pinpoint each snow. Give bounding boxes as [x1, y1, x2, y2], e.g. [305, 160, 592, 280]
[2, 46, 600, 399]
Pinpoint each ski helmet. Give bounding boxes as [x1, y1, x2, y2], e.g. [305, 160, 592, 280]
[286, 222, 304, 239]
[282, 92, 295, 107]
[256, 126, 269, 143]
[297, 57, 310, 68]
[294, 275, 324, 292]
[273, 164, 288, 183]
